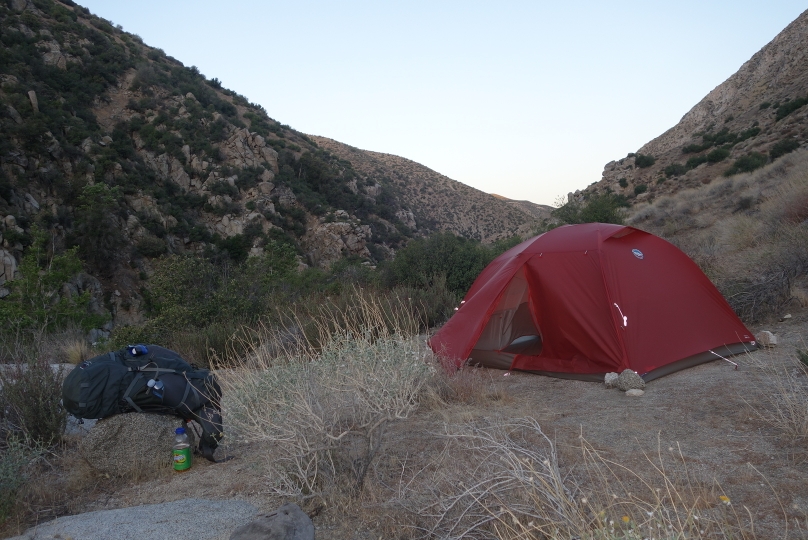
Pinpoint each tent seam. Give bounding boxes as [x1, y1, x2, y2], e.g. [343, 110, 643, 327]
[596, 227, 631, 371]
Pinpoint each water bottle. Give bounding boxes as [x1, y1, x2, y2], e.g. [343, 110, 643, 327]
[173, 427, 192, 472]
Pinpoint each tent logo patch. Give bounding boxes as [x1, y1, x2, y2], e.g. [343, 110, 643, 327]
[632, 249, 644, 260]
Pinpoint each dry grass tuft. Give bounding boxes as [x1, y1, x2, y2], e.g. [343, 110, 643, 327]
[381, 418, 765, 539]
[422, 355, 506, 409]
[744, 348, 808, 442]
[62, 339, 91, 365]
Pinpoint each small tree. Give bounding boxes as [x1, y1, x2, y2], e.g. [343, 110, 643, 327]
[73, 183, 125, 274]
[0, 227, 105, 341]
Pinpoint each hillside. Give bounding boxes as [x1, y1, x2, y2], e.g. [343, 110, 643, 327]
[0, 0, 538, 328]
[310, 137, 543, 242]
[582, 8, 808, 204]
[575, 8, 808, 324]
[490, 193, 553, 220]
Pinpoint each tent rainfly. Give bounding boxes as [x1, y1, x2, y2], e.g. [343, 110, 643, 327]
[429, 223, 757, 381]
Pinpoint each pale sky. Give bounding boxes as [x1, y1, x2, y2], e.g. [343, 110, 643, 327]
[80, 1, 806, 206]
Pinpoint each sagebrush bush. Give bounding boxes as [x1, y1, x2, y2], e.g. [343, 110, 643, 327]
[222, 294, 434, 503]
[0, 440, 32, 525]
[0, 357, 67, 447]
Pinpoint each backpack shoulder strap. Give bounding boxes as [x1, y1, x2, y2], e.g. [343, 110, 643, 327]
[122, 374, 144, 413]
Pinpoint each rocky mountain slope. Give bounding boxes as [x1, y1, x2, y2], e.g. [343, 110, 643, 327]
[572, 8, 808, 324]
[490, 193, 553, 220]
[0, 0, 539, 327]
[581, 8, 808, 205]
[310, 137, 545, 242]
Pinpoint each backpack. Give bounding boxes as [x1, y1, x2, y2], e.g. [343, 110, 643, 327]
[62, 345, 223, 461]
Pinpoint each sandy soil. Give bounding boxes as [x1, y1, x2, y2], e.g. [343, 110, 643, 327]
[5, 315, 808, 539]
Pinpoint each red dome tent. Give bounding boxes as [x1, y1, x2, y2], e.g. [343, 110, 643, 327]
[429, 223, 756, 381]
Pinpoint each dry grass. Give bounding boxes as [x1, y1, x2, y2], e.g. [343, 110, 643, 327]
[744, 348, 808, 442]
[379, 417, 765, 540]
[422, 356, 507, 409]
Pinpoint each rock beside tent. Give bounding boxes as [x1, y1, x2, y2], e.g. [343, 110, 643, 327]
[617, 369, 645, 391]
[604, 369, 646, 395]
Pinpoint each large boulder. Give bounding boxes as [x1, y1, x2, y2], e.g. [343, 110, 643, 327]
[229, 503, 314, 540]
[79, 413, 194, 477]
[616, 369, 645, 392]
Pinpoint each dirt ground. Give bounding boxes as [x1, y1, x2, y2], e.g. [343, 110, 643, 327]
[6, 315, 808, 539]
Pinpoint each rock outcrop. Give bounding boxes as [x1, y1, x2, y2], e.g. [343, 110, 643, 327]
[304, 212, 372, 268]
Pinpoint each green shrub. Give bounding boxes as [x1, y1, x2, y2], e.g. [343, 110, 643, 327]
[209, 180, 238, 198]
[760, 102, 771, 109]
[723, 152, 768, 176]
[682, 143, 711, 154]
[633, 184, 648, 195]
[135, 236, 167, 258]
[72, 183, 125, 273]
[382, 232, 496, 297]
[552, 193, 628, 226]
[738, 126, 761, 141]
[686, 154, 708, 169]
[775, 96, 808, 121]
[618, 178, 628, 188]
[664, 163, 687, 177]
[706, 147, 731, 163]
[770, 138, 801, 160]
[634, 154, 655, 168]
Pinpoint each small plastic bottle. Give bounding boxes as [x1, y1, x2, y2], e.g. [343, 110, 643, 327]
[173, 427, 192, 472]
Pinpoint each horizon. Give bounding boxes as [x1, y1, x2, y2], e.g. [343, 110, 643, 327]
[79, 1, 806, 206]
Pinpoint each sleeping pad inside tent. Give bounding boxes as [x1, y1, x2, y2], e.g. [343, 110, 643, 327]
[428, 223, 757, 381]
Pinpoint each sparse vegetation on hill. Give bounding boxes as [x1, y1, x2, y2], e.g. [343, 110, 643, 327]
[0, 0, 542, 357]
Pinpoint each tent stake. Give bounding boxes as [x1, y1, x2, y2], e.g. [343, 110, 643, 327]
[709, 350, 738, 370]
